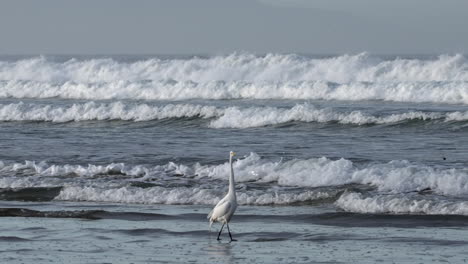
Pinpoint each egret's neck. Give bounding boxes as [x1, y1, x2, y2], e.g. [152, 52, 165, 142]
[228, 156, 236, 196]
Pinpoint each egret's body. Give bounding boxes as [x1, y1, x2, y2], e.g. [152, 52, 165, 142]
[207, 151, 238, 241]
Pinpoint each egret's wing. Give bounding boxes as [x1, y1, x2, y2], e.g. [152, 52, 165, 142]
[207, 208, 213, 219]
[210, 199, 232, 221]
[208, 197, 225, 219]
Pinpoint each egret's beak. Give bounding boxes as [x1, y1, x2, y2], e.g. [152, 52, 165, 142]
[232, 152, 236, 156]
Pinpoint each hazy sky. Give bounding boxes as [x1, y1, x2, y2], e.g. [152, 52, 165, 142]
[1, 0, 467, 54]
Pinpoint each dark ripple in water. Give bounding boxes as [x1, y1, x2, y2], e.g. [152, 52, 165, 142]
[0, 236, 30, 242]
[2, 208, 468, 228]
[0, 187, 62, 202]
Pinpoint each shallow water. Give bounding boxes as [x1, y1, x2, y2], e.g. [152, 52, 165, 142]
[0, 203, 467, 264]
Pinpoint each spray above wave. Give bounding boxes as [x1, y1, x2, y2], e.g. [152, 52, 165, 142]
[1, 53, 468, 83]
[0, 102, 466, 127]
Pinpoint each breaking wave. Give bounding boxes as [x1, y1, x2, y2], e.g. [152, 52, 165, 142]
[2, 152, 468, 212]
[1, 102, 467, 127]
[55, 186, 336, 206]
[0, 102, 220, 123]
[1, 80, 468, 104]
[2, 153, 468, 198]
[1, 53, 468, 83]
[336, 192, 468, 215]
[210, 104, 456, 128]
[1, 53, 468, 104]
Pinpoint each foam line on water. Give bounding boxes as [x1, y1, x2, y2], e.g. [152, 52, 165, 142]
[0, 102, 220, 122]
[336, 192, 468, 215]
[55, 186, 335, 205]
[1, 102, 467, 127]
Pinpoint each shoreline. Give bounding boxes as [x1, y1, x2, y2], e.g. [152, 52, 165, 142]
[0, 202, 466, 263]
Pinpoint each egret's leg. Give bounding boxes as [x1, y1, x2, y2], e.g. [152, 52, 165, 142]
[226, 222, 236, 242]
[217, 223, 225, 240]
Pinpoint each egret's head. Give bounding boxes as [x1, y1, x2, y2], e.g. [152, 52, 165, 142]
[230, 151, 236, 157]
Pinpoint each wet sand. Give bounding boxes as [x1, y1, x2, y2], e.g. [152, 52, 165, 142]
[0, 202, 467, 264]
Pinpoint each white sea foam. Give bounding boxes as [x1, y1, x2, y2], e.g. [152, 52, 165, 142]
[445, 111, 468, 121]
[0, 159, 337, 205]
[1, 53, 468, 83]
[176, 153, 468, 196]
[209, 104, 448, 128]
[0, 160, 149, 181]
[2, 153, 468, 197]
[1, 80, 468, 104]
[55, 186, 334, 205]
[0, 102, 220, 122]
[336, 192, 468, 215]
[0, 102, 465, 126]
[1, 53, 468, 104]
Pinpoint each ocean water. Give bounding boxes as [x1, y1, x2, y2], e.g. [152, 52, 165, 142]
[1, 53, 468, 263]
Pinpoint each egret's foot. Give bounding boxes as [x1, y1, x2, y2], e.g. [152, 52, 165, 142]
[230, 239, 237, 242]
[217, 237, 221, 241]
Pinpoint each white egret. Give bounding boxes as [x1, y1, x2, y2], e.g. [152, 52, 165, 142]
[207, 151, 238, 241]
